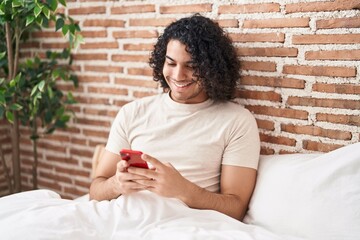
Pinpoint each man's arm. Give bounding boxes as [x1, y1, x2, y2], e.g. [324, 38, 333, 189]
[180, 165, 257, 220]
[130, 154, 257, 221]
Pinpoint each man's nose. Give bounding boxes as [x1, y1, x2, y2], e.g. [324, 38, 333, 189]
[173, 66, 186, 81]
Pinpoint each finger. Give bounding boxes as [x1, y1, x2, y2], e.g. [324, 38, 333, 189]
[127, 167, 158, 180]
[118, 171, 150, 181]
[124, 181, 148, 190]
[117, 160, 130, 172]
[142, 154, 164, 170]
[133, 179, 156, 188]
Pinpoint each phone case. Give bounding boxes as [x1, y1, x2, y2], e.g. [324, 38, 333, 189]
[120, 149, 149, 169]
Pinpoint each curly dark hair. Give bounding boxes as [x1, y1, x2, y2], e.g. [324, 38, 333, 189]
[149, 14, 240, 102]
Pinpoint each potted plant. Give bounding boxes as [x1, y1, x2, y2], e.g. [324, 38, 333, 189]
[0, 0, 82, 193]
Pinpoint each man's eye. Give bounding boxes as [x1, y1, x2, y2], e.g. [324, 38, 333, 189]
[166, 62, 176, 66]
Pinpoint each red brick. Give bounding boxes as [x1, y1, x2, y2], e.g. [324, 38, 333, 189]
[123, 43, 154, 51]
[230, 33, 285, 43]
[287, 96, 360, 110]
[281, 124, 352, 140]
[83, 107, 117, 117]
[283, 65, 356, 77]
[133, 91, 157, 98]
[160, 4, 212, 13]
[83, 19, 125, 27]
[243, 17, 309, 28]
[76, 118, 111, 127]
[68, 6, 106, 15]
[88, 86, 128, 96]
[316, 113, 360, 126]
[236, 90, 282, 102]
[112, 54, 149, 62]
[83, 129, 110, 139]
[111, 4, 155, 14]
[80, 30, 107, 38]
[216, 19, 239, 28]
[113, 100, 131, 107]
[286, 0, 360, 13]
[260, 133, 297, 146]
[241, 76, 305, 89]
[81, 42, 119, 49]
[260, 147, 275, 155]
[312, 83, 360, 94]
[46, 155, 79, 165]
[39, 171, 73, 184]
[256, 119, 275, 131]
[305, 50, 360, 60]
[32, 32, 63, 38]
[219, 3, 280, 14]
[128, 68, 153, 77]
[20, 42, 40, 48]
[42, 42, 69, 49]
[72, 53, 107, 61]
[293, 34, 360, 44]
[302, 140, 344, 152]
[129, 18, 175, 27]
[240, 61, 276, 72]
[77, 75, 109, 83]
[237, 47, 298, 57]
[113, 30, 158, 39]
[84, 65, 123, 73]
[246, 105, 308, 120]
[115, 78, 158, 88]
[317, 17, 360, 29]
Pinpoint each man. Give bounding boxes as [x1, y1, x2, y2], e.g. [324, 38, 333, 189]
[90, 14, 260, 221]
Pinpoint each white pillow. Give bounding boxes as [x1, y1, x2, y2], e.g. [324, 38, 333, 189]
[244, 142, 360, 240]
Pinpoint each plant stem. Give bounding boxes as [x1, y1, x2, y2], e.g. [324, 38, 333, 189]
[32, 120, 38, 190]
[5, 22, 21, 193]
[0, 145, 13, 194]
[5, 22, 13, 80]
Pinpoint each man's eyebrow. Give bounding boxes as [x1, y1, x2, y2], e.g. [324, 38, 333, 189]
[165, 55, 175, 61]
[165, 55, 195, 64]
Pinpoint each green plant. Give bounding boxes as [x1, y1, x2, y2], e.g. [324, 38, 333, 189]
[0, 0, 82, 192]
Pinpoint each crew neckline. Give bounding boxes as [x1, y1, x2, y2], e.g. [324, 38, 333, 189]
[163, 92, 214, 111]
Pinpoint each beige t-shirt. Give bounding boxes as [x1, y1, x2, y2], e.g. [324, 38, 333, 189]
[106, 93, 260, 192]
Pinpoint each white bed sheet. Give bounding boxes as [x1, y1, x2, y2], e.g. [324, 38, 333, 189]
[0, 189, 302, 240]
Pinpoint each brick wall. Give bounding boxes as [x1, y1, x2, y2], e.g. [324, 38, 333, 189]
[1, 0, 359, 198]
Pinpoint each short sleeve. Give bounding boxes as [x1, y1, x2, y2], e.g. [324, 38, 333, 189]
[222, 109, 260, 169]
[105, 107, 131, 155]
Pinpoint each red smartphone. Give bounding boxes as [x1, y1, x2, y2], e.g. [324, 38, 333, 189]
[120, 149, 149, 169]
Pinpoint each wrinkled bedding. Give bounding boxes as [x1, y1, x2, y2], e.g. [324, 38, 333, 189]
[1, 142, 359, 240]
[0, 189, 300, 240]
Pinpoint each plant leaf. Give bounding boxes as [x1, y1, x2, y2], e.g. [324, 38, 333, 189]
[42, 6, 50, 19]
[0, 94, 5, 105]
[61, 24, 69, 35]
[12, 0, 23, 8]
[0, 106, 4, 118]
[34, 5, 42, 18]
[48, 0, 58, 11]
[26, 15, 35, 26]
[5, 110, 14, 123]
[58, 0, 66, 7]
[55, 18, 64, 31]
[38, 80, 45, 92]
[9, 103, 23, 111]
[30, 85, 38, 97]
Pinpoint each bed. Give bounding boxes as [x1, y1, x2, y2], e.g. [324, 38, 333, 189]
[0, 142, 359, 240]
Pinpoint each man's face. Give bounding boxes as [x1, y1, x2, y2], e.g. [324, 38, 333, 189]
[162, 39, 208, 104]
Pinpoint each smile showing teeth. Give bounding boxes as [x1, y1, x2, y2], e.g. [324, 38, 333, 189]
[173, 81, 193, 88]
